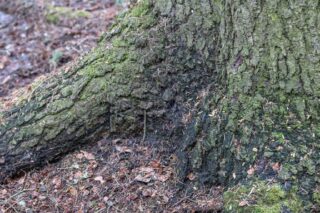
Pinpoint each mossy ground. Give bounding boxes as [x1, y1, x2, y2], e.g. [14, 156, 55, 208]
[224, 181, 304, 213]
[45, 5, 91, 24]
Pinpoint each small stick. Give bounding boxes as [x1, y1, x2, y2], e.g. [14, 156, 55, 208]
[142, 110, 147, 142]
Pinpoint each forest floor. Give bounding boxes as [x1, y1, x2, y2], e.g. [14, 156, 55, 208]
[0, 1, 223, 212]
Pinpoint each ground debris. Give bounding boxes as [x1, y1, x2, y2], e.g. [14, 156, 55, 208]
[0, 0, 119, 98]
[0, 138, 222, 212]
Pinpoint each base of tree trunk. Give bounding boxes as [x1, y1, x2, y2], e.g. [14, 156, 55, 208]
[1, 0, 319, 212]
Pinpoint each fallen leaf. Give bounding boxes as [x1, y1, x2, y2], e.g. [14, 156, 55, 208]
[155, 173, 171, 182]
[83, 190, 90, 196]
[81, 151, 95, 160]
[247, 167, 255, 176]
[272, 162, 281, 172]
[17, 176, 25, 185]
[187, 173, 196, 181]
[94, 176, 105, 184]
[0, 56, 8, 69]
[149, 160, 161, 169]
[52, 176, 62, 189]
[118, 167, 129, 179]
[39, 195, 47, 200]
[67, 187, 77, 196]
[0, 189, 7, 199]
[134, 174, 152, 183]
[162, 195, 170, 203]
[142, 189, 154, 197]
[138, 167, 155, 173]
[127, 194, 138, 201]
[115, 145, 133, 153]
[103, 196, 109, 203]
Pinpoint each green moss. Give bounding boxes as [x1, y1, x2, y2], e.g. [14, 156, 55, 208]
[313, 190, 320, 206]
[224, 181, 303, 213]
[47, 99, 74, 114]
[45, 13, 60, 24]
[45, 5, 91, 24]
[140, 14, 156, 29]
[112, 38, 129, 47]
[271, 132, 286, 144]
[130, 0, 151, 17]
[50, 50, 64, 65]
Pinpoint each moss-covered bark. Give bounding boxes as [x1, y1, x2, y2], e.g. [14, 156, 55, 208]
[0, 0, 217, 181]
[178, 0, 320, 211]
[0, 0, 319, 211]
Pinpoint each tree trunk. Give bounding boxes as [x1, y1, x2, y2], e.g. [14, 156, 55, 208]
[0, 0, 319, 211]
[0, 0, 217, 181]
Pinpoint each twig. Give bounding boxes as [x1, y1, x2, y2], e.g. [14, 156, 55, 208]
[0, 189, 31, 204]
[142, 110, 147, 142]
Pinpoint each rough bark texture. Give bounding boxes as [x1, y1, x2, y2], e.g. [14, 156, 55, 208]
[0, 0, 217, 181]
[179, 1, 320, 211]
[0, 0, 319, 211]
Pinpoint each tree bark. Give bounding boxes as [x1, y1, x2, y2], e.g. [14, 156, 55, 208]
[0, 0, 217, 181]
[0, 0, 319, 211]
[178, 1, 320, 211]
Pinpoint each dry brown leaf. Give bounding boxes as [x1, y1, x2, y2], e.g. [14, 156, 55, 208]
[149, 160, 161, 169]
[187, 173, 196, 181]
[156, 173, 171, 182]
[67, 187, 77, 196]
